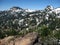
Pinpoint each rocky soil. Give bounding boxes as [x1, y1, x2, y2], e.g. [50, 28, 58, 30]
[0, 32, 38, 45]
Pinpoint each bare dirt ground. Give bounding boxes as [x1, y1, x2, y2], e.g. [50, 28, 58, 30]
[0, 32, 38, 45]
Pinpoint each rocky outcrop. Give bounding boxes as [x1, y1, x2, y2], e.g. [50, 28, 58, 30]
[0, 32, 38, 45]
[0, 36, 14, 45]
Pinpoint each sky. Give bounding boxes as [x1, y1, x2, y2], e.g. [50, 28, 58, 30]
[0, 0, 60, 10]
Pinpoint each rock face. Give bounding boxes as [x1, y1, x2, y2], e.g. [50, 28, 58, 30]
[0, 36, 14, 45]
[0, 32, 38, 45]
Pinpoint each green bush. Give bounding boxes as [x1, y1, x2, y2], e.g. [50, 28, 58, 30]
[0, 30, 5, 39]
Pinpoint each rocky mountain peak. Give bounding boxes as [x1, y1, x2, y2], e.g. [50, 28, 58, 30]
[10, 6, 23, 10]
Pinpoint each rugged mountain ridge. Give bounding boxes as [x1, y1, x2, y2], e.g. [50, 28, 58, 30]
[0, 6, 60, 30]
[0, 5, 60, 45]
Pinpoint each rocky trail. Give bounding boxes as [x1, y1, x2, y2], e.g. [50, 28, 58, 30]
[0, 32, 38, 45]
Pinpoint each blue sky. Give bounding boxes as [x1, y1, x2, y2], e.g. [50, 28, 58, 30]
[0, 0, 60, 10]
